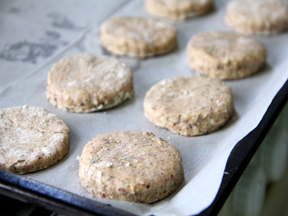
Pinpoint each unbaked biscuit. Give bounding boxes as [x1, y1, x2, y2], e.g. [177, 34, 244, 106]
[79, 130, 184, 203]
[187, 31, 267, 80]
[144, 77, 234, 136]
[145, 0, 214, 20]
[46, 53, 134, 113]
[225, 0, 288, 34]
[100, 17, 177, 57]
[0, 106, 69, 174]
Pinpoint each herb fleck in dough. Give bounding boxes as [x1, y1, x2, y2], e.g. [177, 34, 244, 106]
[144, 77, 234, 136]
[46, 53, 134, 113]
[0, 106, 69, 174]
[79, 131, 184, 203]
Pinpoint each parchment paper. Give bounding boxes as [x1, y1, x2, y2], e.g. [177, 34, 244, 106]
[0, 0, 288, 215]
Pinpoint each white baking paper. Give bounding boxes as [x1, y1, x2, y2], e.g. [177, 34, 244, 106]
[0, 0, 129, 92]
[0, 0, 288, 215]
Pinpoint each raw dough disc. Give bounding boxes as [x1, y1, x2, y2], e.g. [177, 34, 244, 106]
[187, 31, 267, 80]
[46, 53, 134, 113]
[144, 77, 234, 136]
[145, 0, 214, 20]
[79, 130, 184, 203]
[0, 105, 69, 174]
[100, 16, 177, 57]
[225, 0, 288, 34]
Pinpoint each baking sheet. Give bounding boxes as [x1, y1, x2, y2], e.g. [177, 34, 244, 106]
[1, 0, 288, 215]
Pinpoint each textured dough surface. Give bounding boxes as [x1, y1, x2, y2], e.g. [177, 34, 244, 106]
[225, 0, 288, 34]
[100, 17, 177, 57]
[79, 131, 184, 203]
[0, 106, 69, 174]
[144, 77, 234, 136]
[46, 53, 134, 113]
[187, 31, 267, 80]
[146, 0, 213, 20]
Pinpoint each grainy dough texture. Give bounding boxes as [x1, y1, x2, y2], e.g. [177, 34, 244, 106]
[225, 0, 288, 34]
[79, 131, 184, 203]
[145, 0, 214, 20]
[100, 17, 177, 57]
[46, 53, 134, 113]
[144, 77, 234, 136]
[187, 31, 267, 80]
[0, 106, 69, 174]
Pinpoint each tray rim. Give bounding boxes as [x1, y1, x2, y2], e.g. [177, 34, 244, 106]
[199, 78, 288, 216]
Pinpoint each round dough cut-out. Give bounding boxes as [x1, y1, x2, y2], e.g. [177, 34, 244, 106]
[187, 31, 267, 80]
[145, 0, 214, 20]
[100, 16, 177, 57]
[144, 77, 234, 136]
[0, 106, 69, 174]
[46, 53, 134, 113]
[225, 0, 288, 34]
[79, 130, 184, 203]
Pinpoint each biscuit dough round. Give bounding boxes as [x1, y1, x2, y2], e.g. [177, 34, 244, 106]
[79, 130, 184, 203]
[0, 106, 69, 174]
[225, 0, 288, 34]
[144, 77, 234, 136]
[100, 17, 177, 57]
[187, 31, 267, 80]
[145, 0, 214, 20]
[46, 53, 134, 113]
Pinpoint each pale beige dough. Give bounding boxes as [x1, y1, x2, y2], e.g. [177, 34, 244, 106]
[187, 31, 267, 80]
[0, 106, 69, 174]
[46, 53, 134, 113]
[144, 77, 234, 136]
[100, 17, 177, 57]
[79, 130, 184, 203]
[145, 0, 214, 20]
[225, 0, 288, 34]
